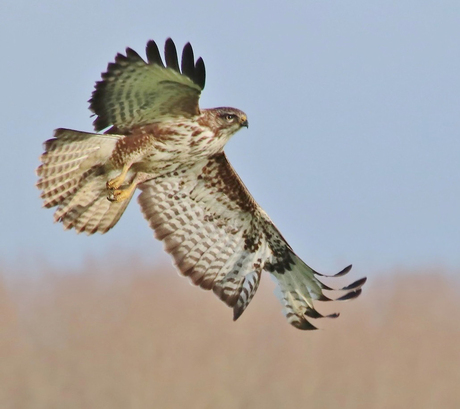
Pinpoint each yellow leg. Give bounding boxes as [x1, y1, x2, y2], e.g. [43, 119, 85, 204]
[107, 171, 152, 203]
[107, 164, 130, 190]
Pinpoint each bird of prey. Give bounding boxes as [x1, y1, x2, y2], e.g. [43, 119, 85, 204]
[36, 38, 366, 330]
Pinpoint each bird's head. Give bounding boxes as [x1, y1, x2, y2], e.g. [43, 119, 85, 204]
[205, 107, 248, 140]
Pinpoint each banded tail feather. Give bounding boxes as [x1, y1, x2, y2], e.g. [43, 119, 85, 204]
[36, 129, 134, 234]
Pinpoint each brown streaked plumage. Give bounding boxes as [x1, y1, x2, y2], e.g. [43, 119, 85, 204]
[36, 38, 366, 330]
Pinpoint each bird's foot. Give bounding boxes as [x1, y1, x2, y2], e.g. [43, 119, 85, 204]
[107, 174, 125, 190]
[107, 185, 135, 203]
[107, 171, 152, 203]
[106, 164, 130, 190]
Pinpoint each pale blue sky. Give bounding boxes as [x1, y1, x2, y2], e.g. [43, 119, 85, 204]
[1, 0, 459, 276]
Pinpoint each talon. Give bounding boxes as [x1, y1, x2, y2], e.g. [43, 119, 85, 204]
[107, 174, 125, 190]
[108, 189, 129, 203]
[107, 183, 136, 203]
[107, 189, 129, 203]
[106, 171, 150, 203]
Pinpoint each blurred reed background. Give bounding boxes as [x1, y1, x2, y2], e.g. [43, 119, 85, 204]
[1, 259, 459, 408]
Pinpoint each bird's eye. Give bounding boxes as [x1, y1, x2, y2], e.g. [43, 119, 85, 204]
[225, 114, 236, 121]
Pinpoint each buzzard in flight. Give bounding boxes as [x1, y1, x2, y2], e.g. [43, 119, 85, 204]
[36, 39, 366, 330]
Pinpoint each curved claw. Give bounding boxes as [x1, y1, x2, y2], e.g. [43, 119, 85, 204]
[107, 186, 134, 203]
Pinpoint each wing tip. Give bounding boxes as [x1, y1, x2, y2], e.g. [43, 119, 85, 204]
[165, 38, 206, 89]
[290, 316, 319, 331]
[233, 306, 244, 321]
[314, 264, 353, 278]
[164, 38, 180, 72]
[194, 57, 206, 89]
[146, 39, 164, 66]
[340, 276, 367, 291]
[336, 288, 363, 301]
[304, 308, 340, 320]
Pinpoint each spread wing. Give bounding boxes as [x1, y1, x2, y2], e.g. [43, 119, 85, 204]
[138, 153, 366, 330]
[89, 38, 206, 132]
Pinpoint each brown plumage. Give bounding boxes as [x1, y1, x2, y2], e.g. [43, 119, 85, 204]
[36, 38, 366, 329]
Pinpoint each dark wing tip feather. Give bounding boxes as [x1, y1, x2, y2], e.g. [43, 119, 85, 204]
[320, 276, 367, 292]
[181, 42, 195, 79]
[101, 63, 118, 79]
[313, 264, 353, 278]
[53, 128, 67, 138]
[168, 40, 206, 89]
[164, 38, 180, 72]
[336, 288, 362, 301]
[114, 52, 128, 64]
[317, 275, 366, 303]
[340, 277, 367, 292]
[92, 113, 106, 132]
[125, 47, 143, 62]
[233, 306, 244, 321]
[335, 264, 353, 277]
[294, 318, 319, 330]
[146, 40, 164, 66]
[193, 57, 206, 89]
[304, 308, 340, 319]
[317, 293, 335, 302]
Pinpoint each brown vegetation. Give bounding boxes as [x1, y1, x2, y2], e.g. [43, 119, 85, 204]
[1, 261, 459, 408]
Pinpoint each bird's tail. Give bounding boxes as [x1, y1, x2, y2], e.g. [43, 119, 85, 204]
[36, 128, 134, 234]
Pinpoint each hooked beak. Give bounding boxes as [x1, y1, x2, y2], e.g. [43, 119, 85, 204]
[240, 117, 249, 128]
